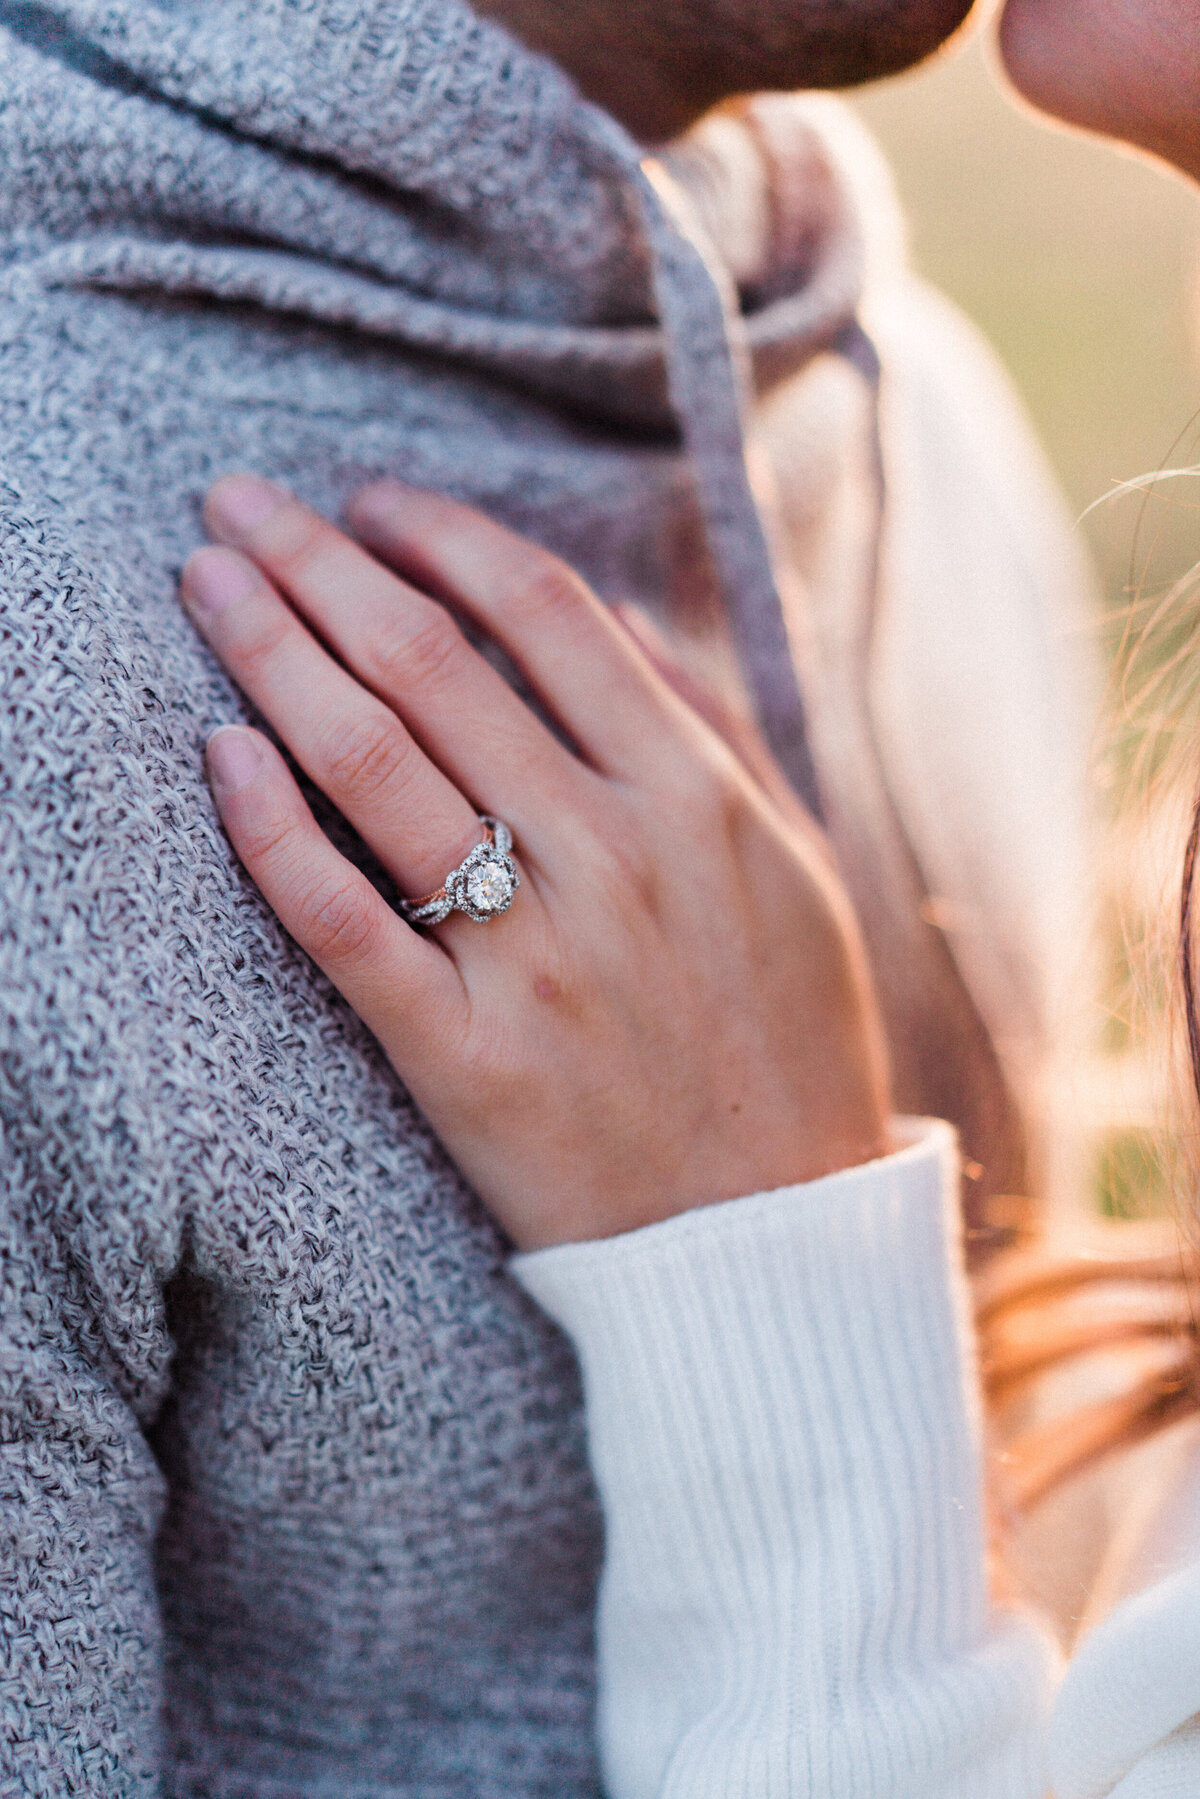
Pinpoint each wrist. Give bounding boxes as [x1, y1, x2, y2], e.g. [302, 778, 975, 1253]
[517, 1103, 897, 1252]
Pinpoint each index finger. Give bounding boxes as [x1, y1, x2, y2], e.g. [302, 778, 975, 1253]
[346, 481, 698, 780]
[202, 476, 584, 833]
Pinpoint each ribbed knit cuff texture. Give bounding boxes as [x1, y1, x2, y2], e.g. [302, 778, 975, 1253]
[513, 1121, 1050, 1799]
[512, 1123, 979, 1598]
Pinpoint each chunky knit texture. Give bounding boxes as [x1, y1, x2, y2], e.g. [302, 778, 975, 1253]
[0, 1, 1091, 1794]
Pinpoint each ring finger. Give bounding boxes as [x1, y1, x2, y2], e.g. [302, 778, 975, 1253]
[182, 543, 488, 910]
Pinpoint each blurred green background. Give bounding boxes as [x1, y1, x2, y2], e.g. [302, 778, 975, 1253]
[852, 31, 1200, 1222]
[852, 28, 1200, 614]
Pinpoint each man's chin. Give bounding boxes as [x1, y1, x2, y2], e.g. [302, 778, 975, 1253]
[480, 0, 979, 141]
[674, 0, 978, 109]
[787, 0, 979, 88]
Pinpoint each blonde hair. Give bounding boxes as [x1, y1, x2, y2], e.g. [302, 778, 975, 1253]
[979, 498, 1200, 1510]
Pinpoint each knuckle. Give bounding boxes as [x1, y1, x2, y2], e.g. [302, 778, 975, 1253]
[321, 709, 413, 805]
[236, 808, 303, 870]
[497, 559, 585, 633]
[230, 606, 293, 678]
[290, 874, 380, 965]
[366, 609, 463, 697]
[459, 1017, 556, 1123]
[268, 508, 330, 580]
[459, 1015, 520, 1094]
[584, 823, 658, 914]
[663, 747, 732, 820]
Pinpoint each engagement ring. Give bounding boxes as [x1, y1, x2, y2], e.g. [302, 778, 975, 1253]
[398, 817, 520, 927]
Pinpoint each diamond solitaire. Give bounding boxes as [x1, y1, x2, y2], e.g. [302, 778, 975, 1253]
[465, 858, 515, 915]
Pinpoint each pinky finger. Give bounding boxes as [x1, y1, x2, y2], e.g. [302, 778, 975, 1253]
[207, 725, 466, 1064]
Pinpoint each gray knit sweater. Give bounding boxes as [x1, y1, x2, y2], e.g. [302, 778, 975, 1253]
[0, 2, 1088, 1793]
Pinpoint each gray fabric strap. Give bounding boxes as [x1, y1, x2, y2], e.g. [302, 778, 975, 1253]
[629, 150, 825, 821]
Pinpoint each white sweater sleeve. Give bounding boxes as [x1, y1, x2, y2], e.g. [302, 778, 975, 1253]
[1049, 1562, 1200, 1798]
[512, 1120, 1056, 1799]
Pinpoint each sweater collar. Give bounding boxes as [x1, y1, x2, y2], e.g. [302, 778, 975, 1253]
[23, 0, 877, 370]
[8, 0, 894, 809]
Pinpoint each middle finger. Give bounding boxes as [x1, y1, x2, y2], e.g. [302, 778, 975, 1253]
[182, 544, 485, 904]
[202, 474, 586, 828]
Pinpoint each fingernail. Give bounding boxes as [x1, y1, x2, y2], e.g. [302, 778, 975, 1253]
[207, 474, 285, 537]
[207, 727, 264, 794]
[183, 547, 257, 622]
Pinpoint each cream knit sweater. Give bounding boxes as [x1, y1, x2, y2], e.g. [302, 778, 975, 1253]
[516, 1125, 1200, 1799]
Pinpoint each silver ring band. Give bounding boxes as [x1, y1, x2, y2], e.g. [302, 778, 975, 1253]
[398, 816, 520, 927]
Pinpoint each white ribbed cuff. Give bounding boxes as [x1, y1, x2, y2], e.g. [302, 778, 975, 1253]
[512, 1123, 980, 1581]
[514, 1121, 1048, 1798]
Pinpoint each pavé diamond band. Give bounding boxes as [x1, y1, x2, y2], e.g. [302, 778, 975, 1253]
[398, 817, 520, 927]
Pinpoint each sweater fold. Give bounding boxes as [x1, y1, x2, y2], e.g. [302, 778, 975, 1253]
[0, 1, 1090, 1786]
[0, 0, 888, 805]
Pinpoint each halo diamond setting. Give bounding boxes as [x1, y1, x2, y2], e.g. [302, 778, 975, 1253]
[398, 817, 520, 927]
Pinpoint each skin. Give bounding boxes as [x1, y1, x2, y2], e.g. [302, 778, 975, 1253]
[998, 0, 1200, 184]
[184, 477, 892, 1251]
[475, 0, 977, 141]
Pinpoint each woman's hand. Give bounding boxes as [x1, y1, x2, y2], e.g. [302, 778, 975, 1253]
[182, 475, 892, 1250]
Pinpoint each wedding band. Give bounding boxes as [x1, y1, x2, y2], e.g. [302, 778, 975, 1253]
[398, 816, 520, 926]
